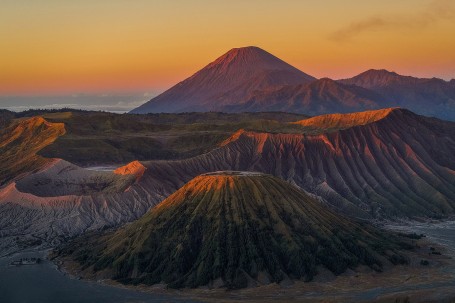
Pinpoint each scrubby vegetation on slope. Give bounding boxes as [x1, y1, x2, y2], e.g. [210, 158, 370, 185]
[0, 116, 65, 185]
[61, 173, 412, 289]
[18, 110, 308, 165]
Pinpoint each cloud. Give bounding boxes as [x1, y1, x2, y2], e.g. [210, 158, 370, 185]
[329, 0, 455, 42]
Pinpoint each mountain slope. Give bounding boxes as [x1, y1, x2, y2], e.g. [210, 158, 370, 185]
[135, 108, 455, 219]
[339, 69, 455, 121]
[1, 108, 453, 255]
[0, 159, 160, 256]
[0, 117, 65, 185]
[226, 78, 386, 114]
[130, 46, 315, 113]
[36, 111, 308, 165]
[291, 108, 397, 131]
[61, 173, 411, 289]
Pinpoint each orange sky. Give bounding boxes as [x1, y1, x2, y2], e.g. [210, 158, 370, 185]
[1, 0, 454, 95]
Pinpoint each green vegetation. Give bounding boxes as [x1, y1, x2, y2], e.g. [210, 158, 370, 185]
[61, 173, 413, 289]
[7, 109, 309, 165]
[0, 109, 15, 128]
[0, 115, 65, 185]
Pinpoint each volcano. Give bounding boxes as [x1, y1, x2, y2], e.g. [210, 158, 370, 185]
[339, 69, 455, 121]
[1, 108, 453, 258]
[129, 108, 455, 219]
[130, 49, 455, 120]
[130, 46, 315, 113]
[228, 78, 385, 115]
[62, 172, 410, 289]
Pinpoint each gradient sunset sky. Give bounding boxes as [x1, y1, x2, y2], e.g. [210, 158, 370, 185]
[1, 0, 454, 96]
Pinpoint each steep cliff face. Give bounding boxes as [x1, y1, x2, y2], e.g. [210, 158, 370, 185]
[0, 116, 66, 185]
[136, 108, 455, 219]
[61, 173, 411, 289]
[0, 159, 163, 255]
[114, 161, 146, 181]
[0, 108, 453, 255]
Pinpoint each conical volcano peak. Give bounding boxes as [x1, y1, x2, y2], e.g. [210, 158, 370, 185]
[130, 47, 315, 113]
[219, 46, 269, 58]
[205, 46, 307, 75]
[63, 173, 413, 289]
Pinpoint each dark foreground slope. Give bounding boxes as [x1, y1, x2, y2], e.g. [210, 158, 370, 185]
[61, 173, 411, 289]
[137, 108, 455, 219]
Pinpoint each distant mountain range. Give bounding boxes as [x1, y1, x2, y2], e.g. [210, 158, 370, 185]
[131, 47, 455, 121]
[339, 69, 455, 121]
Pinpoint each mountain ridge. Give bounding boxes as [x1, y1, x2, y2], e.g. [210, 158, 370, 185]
[0, 116, 66, 185]
[339, 69, 455, 120]
[131, 46, 315, 114]
[291, 107, 398, 130]
[226, 78, 386, 114]
[130, 48, 455, 120]
[339, 69, 452, 88]
[134, 108, 455, 219]
[0, 108, 453, 256]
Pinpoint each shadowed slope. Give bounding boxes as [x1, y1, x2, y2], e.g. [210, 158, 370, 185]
[36, 110, 308, 166]
[63, 173, 411, 289]
[227, 78, 385, 115]
[340, 69, 455, 121]
[136, 108, 455, 218]
[0, 159, 160, 255]
[0, 117, 65, 185]
[0, 108, 453, 255]
[15, 160, 136, 197]
[130, 46, 315, 113]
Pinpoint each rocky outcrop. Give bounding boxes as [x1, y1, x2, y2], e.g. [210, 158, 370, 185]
[291, 108, 396, 131]
[0, 160, 165, 255]
[0, 108, 453, 254]
[136, 108, 455, 219]
[0, 116, 65, 185]
[114, 161, 146, 181]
